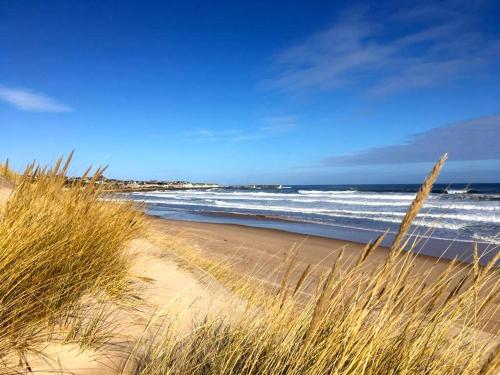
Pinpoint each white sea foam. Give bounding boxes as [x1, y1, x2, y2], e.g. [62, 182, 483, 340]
[472, 234, 500, 245]
[299, 191, 419, 200]
[446, 189, 470, 194]
[210, 200, 500, 224]
[136, 190, 418, 201]
[298, 189, 359, 195]
[207, 197, 495, 211]
[132, 191, 500, 212]
[208, 201, 464, 230]
[124, 187, 500, 237]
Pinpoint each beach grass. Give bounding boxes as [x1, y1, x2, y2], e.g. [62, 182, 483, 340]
[0, 159, 22, 186]
[0, 154, 498, 374]
[126, 154, 499, 375]
[0, 154, 144, 365]
[127, 247, 499, 374]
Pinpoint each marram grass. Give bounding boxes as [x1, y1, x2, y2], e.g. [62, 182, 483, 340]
[127, 246, 499, 375]
[0, 154, 144, 359]
[0, 154, 498, 374]
[0, 158, 21, 185]
[126, 155, 499, 375]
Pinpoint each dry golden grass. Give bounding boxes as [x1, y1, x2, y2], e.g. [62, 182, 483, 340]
[0, 153, 498, 374]
[126, 250, 499, 374]
[126, 155, 499, 375]
[0, 158, 22, 186]
[0, 154, 144, 366]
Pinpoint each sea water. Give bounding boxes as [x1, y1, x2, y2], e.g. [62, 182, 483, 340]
[121, 183, 500, 263]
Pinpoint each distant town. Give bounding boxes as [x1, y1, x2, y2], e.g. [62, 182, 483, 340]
[66, 176, 221, 192]
[65, 176, 285, 192]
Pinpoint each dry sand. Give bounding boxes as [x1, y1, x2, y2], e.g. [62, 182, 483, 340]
[15, 238, 243, 374]
[148, 217, 499, 333]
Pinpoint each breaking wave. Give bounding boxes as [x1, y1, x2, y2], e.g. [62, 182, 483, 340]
[123, 184, 500, 245]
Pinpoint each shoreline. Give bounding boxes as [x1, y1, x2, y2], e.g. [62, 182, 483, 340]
[145, 211, 489, 264]
[155, 209, 496, 244]
[147, 215, 466, 276]
[147, 214, 459, 263]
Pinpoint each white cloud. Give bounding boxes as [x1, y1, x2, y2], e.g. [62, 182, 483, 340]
[264, 3, 499, 96]
[184, 116, 298, 143]
[0, 85, 72, 112]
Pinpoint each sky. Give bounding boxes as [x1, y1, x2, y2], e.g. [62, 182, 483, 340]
[1, 0, 499, 184]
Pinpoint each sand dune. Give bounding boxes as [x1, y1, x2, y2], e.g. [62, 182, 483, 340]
[14, 238, 242, 374]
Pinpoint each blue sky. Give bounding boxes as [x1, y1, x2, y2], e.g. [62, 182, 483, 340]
[1, 0, 499, 184]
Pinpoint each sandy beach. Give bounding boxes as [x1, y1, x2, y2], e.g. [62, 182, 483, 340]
[149, 215, 460, 275]
[0, 176, 498, 374]
[148, 216, 499, 334]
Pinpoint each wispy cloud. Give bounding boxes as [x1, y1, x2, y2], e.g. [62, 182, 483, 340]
[260, 116, 298, 133]
[0, 85, 72, 112]
[321, 115, 500, 166]
[184, 129, 248, 143]
[185, 116, 298, 143]
[264, 3, 499, 95]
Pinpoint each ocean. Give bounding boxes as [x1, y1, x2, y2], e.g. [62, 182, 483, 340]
[120, 183, 500, 264]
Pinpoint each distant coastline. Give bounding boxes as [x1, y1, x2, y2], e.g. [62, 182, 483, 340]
[65, 176, 221, 192]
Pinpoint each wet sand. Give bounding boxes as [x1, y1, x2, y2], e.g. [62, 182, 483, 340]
[149, 215, 455, 269]
[149, 216, 462, 288]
